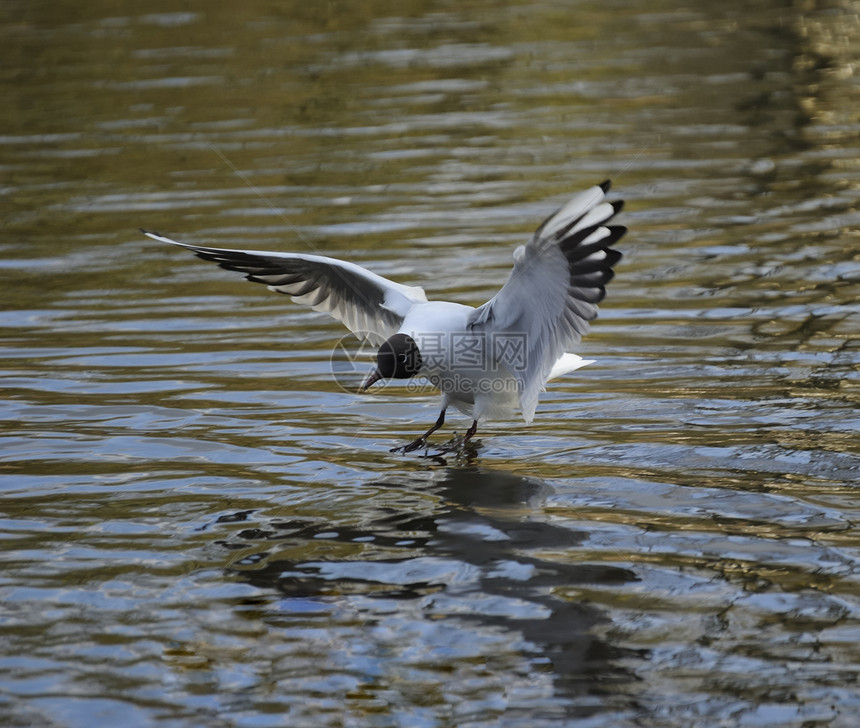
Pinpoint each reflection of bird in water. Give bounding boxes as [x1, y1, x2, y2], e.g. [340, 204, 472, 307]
[145, 181, 624, 453]
[216, 466, 640, 713]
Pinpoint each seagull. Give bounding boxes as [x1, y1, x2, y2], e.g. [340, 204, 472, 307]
[144, 181, 625, 453]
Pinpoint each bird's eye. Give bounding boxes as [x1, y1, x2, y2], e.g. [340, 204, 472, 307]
[399, 353, 407, 362]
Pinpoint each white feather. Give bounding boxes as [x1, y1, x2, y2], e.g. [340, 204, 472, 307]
[144, 231, 426, 344]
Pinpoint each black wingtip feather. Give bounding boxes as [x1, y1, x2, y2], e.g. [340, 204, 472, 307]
[604, 225, 627, 247]
[599, 180, 612, 193]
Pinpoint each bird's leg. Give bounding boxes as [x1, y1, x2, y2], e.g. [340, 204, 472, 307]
[391, 409, 446, 453]
[427, 419, 480, 457]
[463, 420, 478, 444]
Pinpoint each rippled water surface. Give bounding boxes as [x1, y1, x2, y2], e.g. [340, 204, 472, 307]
[3, 1, 860, 726]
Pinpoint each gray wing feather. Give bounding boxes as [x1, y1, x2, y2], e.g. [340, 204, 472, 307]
[468, 182, 625, 420]
[145, 232, 426, 343]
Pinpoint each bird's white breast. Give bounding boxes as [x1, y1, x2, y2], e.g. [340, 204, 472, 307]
[399, 301, 520, 419]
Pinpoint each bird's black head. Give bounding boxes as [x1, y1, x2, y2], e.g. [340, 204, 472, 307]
[360, 333, 422, 391]
[378, 333, 423, 379]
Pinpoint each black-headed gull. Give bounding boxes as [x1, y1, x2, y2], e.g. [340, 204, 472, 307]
[144, 181, 625, 453]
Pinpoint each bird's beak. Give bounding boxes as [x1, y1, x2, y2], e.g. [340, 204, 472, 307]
[359, 368, 382, 393]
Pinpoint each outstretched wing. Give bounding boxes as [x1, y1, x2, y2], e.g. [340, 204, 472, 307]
[145, 231, 427, 343]
[467, 181, 625, 421]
